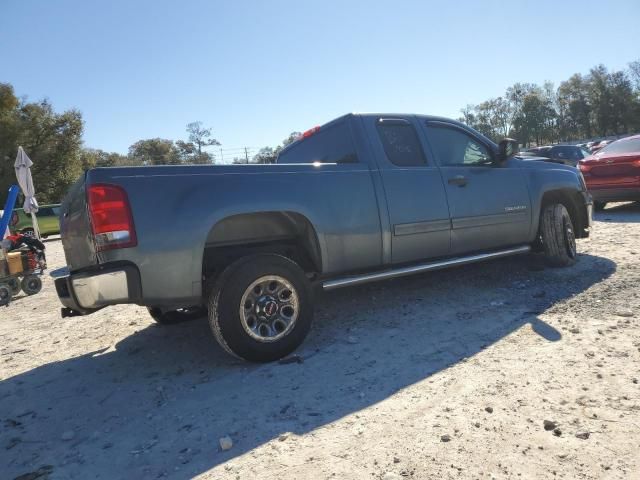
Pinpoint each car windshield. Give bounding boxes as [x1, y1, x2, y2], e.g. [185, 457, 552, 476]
[598, 138, 640, 155]
[580, 148, 591, 158]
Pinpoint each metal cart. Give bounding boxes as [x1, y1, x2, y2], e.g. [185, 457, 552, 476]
[0, 249, 46, 306]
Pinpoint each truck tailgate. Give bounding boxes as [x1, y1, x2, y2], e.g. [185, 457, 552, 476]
[60, 174, 98, 271]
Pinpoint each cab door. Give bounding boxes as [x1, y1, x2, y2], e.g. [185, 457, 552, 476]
[422, 121, 531, 255]
[363, 116, 451, 264]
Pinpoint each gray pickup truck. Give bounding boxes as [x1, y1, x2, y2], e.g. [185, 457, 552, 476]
[53, 114, 592, 362]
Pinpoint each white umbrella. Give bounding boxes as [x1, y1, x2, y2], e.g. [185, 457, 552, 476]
[14, 146, 41, 239]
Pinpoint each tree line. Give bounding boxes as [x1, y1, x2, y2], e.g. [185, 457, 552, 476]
[0, 80, 306, 204]
[458, 60, 640, 146]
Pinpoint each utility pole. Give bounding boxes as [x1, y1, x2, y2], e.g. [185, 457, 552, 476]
[220, 148, 224, 164]
[244, 147, 249, 163]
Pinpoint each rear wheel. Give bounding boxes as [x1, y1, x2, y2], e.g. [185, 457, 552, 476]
[0, 284, 11, 306]
[147, 306, 206, 325]
[208, 254, 313, 362]
[594, 201, 607, 211]
[539, 203, 577, 267]
[7, 278, 21, 295]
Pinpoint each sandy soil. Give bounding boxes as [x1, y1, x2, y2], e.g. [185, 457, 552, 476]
[1, 202, 639, 480]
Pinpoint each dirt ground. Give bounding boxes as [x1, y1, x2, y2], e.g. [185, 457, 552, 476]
[1, 202, 639, 480]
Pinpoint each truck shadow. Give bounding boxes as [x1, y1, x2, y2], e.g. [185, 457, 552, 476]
[2, 251, 615, 479]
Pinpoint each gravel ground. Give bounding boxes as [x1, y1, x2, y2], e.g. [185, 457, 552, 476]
[1, 202, 639, 480]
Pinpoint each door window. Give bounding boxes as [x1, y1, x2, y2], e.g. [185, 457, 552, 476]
[426, 125, 493, 166]
[376, 120, 427, 167]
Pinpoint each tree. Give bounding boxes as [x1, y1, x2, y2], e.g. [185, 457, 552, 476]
[180, 121, 221, 164]
[253, 146, 278, 164]
[557, 74, 592, 140]
[627, 60, 640, 91]
[0, 83, 86, 205]
[128, 138, 181, 165]
[252, 132, 301, 164]
[80, 148, 129, 169]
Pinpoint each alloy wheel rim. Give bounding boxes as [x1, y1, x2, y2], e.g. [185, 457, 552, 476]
[239, 275, 299, 343]
[564, 217, 577, 258]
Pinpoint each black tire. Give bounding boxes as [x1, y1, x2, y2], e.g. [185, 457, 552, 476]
[147, 306, 206, 325]
[0, 284, 11, 306]
[539, 203, 578, 267]
[594, 201, 607, 211]
[208, 254, 313, 362]
[7, 278, 21, 295]
[21, 275, 42, 295]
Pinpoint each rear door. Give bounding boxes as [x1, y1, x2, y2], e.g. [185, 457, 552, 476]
[364, 116, 451, 264]
[422, 121, 531, 255]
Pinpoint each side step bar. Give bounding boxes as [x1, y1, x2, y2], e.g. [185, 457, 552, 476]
[322, 245, 531, 291]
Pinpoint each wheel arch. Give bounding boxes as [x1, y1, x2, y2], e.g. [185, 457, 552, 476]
[201, 211, 323, 295]
[538, 188, 589, 239]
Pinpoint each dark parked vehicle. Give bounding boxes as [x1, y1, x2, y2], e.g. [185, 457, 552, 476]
[523, 145, 591, 166]
[53, 114, 592, 362]
[579, 135, 640, 210]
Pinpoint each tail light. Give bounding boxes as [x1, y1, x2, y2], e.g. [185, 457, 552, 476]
[578, 162, 591, 174]
[633, 159, 640, 168]
[87, 184, 137, 251]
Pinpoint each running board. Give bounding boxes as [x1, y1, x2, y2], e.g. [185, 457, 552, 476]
[322, 245, 531, 291]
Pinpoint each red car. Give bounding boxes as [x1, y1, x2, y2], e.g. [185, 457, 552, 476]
[579, 135, 640, 210]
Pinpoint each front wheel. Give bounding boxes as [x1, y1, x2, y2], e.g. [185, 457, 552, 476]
[21, 275, 42, 295]
[539, 203, 577, 267]
[208, 254, 313, 362]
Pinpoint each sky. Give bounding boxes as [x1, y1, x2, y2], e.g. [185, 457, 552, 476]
[1, 0, 639, 159]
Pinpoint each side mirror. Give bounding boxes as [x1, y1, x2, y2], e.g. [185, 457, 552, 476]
[497, 138, 519, 163]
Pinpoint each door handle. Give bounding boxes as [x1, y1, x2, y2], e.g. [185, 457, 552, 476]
[448, 175, 467, 187]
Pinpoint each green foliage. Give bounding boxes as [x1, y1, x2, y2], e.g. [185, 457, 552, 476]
[0, 83, 85, 205]
[253, 132, 301, 163]
[460, 60, 640, 146]
[79, 148, 129, 169]
[128, 138, 181, 165]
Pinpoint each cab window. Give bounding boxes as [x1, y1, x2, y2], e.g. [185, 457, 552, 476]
[426, 124, 493, 166]
[276, 123, 357, 164]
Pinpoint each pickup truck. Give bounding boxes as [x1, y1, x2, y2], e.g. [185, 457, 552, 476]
[53, 114, 592, 362]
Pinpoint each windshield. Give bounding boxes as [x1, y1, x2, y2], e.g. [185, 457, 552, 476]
[598, 138, 640, 155]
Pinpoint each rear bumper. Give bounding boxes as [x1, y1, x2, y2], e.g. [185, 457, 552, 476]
[589, 186, 640, 202]
[51, 263, 142, 315]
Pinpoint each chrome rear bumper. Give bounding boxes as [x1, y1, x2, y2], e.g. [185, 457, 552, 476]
[51, 263, 141, 315]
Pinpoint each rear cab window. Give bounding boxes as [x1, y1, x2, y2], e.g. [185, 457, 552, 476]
[276, 122, 358, 164]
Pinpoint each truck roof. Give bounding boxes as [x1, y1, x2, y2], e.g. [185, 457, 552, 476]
[279, 113, 497, 158]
